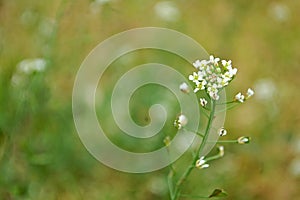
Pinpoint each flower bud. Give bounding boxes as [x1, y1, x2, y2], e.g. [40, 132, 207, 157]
[196, 156, 209, 169]
[199, 98, 208, 107]
[173, 114, 188, 129]
[237, 136, 250, 144]
[179, 82, 190, 93]
[218, 127, 227, 136]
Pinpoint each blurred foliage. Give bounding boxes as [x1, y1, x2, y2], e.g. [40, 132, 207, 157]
[1, 0, 300, 199]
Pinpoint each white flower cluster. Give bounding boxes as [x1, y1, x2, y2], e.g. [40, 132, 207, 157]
[189, 55, 237, 100]
[234, 88, 254, 103]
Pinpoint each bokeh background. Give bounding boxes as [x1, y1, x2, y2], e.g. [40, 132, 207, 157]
[1, 0, 300, 199]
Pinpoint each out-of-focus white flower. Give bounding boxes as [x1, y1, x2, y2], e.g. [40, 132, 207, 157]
[20, 10, 38, 26]
[154, 1, 180, 22]
[179, 82, 189, 93]
[218, 128, 227, 136]
[234, 92, 245, 103]
[199, 98, 208, 107]
[237, 136, 250, 144]
[11, 58, 47, 86]
[17, 58, 47, 74]
[38, 18, 56, 38]
[174, 114, 188, 129]
[218, 146, 225, 157]
[269, 3, 290, 22]
[246, 88, 254, 98]
[196, 156, 209, 169]
[289, 158, 300, 177]
[254, 78, 277, 101]
[148, 176, 168, 196]
[292, 138, 300, 154]
[189, 55, 237, 100]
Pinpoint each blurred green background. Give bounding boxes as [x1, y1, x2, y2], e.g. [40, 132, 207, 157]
[1, 0, 300, 199]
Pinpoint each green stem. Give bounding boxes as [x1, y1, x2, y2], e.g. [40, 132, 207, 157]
[199, 106, 209, 118]
[180, 194, 209, 199]
[204, 154, 223, 162]
[172, 100, 216, 200]
[216, 100, 237, 105]
[183, 128, 204, 138]
[215, 103, 240, 114]
[207, 140, 238, 143]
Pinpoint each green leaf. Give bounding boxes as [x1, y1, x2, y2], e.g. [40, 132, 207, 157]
[209, 189, 228, 198]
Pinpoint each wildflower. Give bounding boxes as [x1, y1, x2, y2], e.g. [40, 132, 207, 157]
[199, 98, 208, 107]
[189, 72, 200, 83]
[17, 58, 47, 74]
[218, 128, 227, 136]
[246, 88, 254, 98]
[194, 80, 207, 93]
[234, 92, 245, 103]
[209, 55, 220, 66]
[196, 156, 209, 169]
[179, 82, 189, 93]
[193, 59, 207, 69]
[174, 114, 188, 129]
[221, 59, 232, 67]
[237, 136, 250, 144]
[189, 55, 237, 100]
[218, 146, 225, 157]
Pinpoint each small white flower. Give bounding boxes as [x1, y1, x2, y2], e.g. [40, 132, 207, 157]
[237, 136, 250, 144]
[188, 72, 200, 83]
[199, 98, 208, 107]
[174, 114, 188, 129]
[179, 82, 189, 93]
[207, 86, 219, 100]
[229, 67, 237, 76]
[210, 92, 219, 100]
[218, 128, 227, 136]
[209, 55, 220, 65]
[246, 88, 254, 98]
[218, 146, 225, 157]
[196, 156, 209, 169]
[194, 80, 207, 93]
[178, 115, 188, 125]
[193, 60, 201, 69]
[221, 60, 232, 67]
[235, 92, 245, 103]
[224, 67, 237, 78]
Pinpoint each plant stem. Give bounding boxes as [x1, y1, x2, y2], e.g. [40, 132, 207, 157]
[172, 100, 216, 200]
[207, 140, 238, 143]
